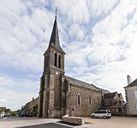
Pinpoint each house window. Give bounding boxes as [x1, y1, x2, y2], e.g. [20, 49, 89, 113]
[118, 108, 122, 113]
[89, 97, 92, 106]
[58, 55, 61, 68]
[54, 53, 57, 66]
[125, 90, 128, 94]
[77, 94, 81, 105]
[135, 89, 137, 99]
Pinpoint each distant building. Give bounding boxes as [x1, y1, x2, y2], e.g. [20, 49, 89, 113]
[23, 97, 39, 117]
[124, 78, 137, 116]
[0, 111, 5, 118]
[0, 107, 6, 111]
[0, 107, 10, 117]
[102, 92, 126, 115]
[0, 107, 6, 118]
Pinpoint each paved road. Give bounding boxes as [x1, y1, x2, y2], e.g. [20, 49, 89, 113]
[1, 116, 137, 128]
[0, 118, 89, 128]
[0, 118, 61, 128]
[16, 123, 72, 128]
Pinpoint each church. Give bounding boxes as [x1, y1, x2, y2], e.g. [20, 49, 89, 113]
[22, 14, 126, 118]
[37, 15, 103, 118]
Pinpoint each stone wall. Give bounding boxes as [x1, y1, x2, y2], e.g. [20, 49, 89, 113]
[62, 116, 85, 125]
[66, 84, 102, 117]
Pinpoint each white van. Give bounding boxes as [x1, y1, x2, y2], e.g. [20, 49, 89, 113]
[91, 110, 111, 119]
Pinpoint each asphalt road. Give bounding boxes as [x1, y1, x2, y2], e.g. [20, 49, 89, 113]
[17, 123, 72, 128]
[0, 118, 61, 128]
[1, 116, 136, 128]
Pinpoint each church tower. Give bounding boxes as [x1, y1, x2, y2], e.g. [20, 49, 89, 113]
[38, 14, 65, 118]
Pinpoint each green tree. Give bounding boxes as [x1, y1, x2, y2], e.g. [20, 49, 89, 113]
[16, 109, 22, 116]
[10, 111, 17, 116]
[5, 108, 11, 113]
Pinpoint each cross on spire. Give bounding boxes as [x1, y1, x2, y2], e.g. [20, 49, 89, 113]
[55, 7, 57, 19]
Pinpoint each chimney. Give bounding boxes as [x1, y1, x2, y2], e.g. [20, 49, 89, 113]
[32, 97, 34, 101]
[127, 75, 132, 85]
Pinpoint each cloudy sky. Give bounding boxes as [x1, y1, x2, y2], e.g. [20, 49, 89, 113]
[0, 0, 137, 110]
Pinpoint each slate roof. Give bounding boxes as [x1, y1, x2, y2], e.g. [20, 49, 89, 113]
[65, 76, 100, 92]
[104, 92, 117, 99]
[96, 87, 110, 94]
[49, 16, 64, 53]
[26, 97, 39, 106]
[124, 79, 137, 88]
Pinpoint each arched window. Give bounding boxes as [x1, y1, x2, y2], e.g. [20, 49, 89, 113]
[89, 97, 92, 106]
[54, 53, 57, 66]
[77, 94, 81, 105]
[58, 55, 61, 68]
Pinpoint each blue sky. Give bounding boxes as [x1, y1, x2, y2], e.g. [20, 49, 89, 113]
[1, 0, 137, 110]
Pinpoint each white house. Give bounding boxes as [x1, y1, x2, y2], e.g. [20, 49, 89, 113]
[124, 78, 137, 116]
[0, 111, 5, 118]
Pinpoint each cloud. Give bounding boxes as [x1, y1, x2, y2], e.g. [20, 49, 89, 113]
[65, 0, 137, 99]
[68, 23, 84, 41]
[0, 0, 53, 74]
[0, 0, 54, 110]
[55, 0, 90, 23]
[0, 75, 39, 110]
[0, 89, 37, 110]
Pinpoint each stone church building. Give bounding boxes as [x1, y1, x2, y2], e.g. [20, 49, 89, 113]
[38, 15, 103, 118]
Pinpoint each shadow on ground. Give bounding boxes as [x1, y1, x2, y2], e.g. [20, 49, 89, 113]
[16, 123, 72, 128]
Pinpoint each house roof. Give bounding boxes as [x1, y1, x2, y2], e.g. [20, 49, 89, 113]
[26, 97, 39, 106]
[65, 76, 100, 92]
[124, 79, 137, 88]
[96, 87, 110, 94]
[104, 92, 117, 99]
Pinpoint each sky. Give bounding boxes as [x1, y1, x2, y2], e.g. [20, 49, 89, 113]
[0, 0, 137, 111]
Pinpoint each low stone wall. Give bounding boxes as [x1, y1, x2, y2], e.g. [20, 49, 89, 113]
[62, 116, 85, 125]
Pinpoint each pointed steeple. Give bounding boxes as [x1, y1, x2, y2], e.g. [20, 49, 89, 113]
[49, 11, 64, 53]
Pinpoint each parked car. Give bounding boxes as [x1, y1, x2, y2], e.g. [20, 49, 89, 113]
[91, 110, 111, 119]
[20, 112, 28, 117]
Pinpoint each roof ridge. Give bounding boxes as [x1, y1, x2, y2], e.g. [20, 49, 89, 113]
[124, 78, 137, 88]
[65, 75, 100, 91]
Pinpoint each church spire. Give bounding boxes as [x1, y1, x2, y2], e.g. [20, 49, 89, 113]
[49, 8, 64, 53]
